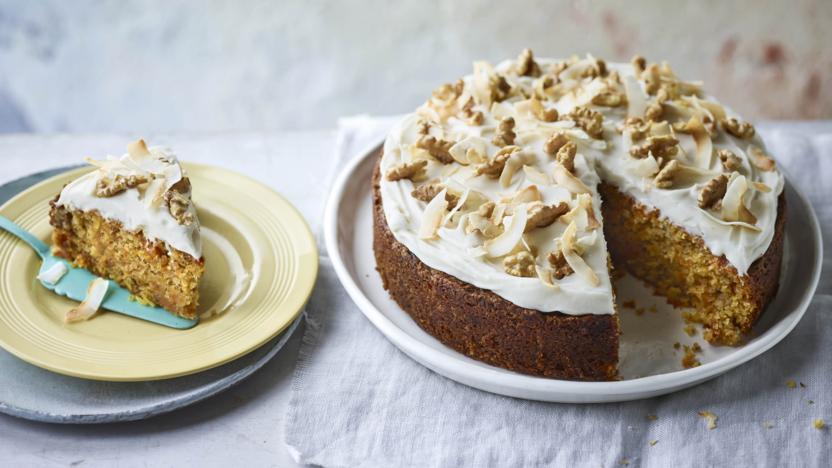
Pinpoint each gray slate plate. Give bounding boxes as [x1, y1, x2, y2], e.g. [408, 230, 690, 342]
[0, 166, 303, 424]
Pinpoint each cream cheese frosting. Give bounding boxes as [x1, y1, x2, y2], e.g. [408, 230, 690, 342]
[379, 52, 783, 316]
[56, 139, 202, 259]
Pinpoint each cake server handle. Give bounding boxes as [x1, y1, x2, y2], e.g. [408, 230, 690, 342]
[0, 215, 50, 258]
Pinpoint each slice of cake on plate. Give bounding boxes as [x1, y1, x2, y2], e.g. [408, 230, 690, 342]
[49, 139, 205, 319]
[373, 50, 785, 381]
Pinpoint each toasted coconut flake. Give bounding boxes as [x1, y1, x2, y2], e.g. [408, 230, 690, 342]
[449, 136, 487, 165]
[721, 174, 758, 225]
[418, 189, 449, 239]
[127, 139, 151, 159]
[523, 165, 552, 185]
[37, 262, 68, 285]
[577, 194, 601, 230]
[560, 221, 600, 286]
[677, 117, 713, 168]
[747, 145, 776, 171]
[499, 153, 526, 188]
[512, 185, 542, 204]
[143, 177, 168, 208]
[700, 209, 762, 232]
[443, 188, 470, 226]
[535, 265, 560, 290]
[752, 181, 772, 193]
[624, 75, 647, 118]
[485, 206, 527, 257]
[553, 164, 590, 194]
[65, 278, 109, 323]
[626, 154, 661, 178]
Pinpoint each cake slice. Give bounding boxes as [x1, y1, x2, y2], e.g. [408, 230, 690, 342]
[49, 139, 205, 319]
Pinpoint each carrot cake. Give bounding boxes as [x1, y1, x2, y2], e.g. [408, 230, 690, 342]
[373, 50, 785, 381]
[49, 139, 205, 319]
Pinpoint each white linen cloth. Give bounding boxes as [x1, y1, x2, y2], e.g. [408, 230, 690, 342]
[285, 118, 831, 467]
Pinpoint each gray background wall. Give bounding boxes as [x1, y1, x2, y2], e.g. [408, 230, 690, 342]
[0, 0, 830, 134]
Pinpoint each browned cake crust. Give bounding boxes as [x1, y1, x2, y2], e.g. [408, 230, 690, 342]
[599, 182, 785, 345]
[372, 152, 619, 381]
[49, 198, 204, 319]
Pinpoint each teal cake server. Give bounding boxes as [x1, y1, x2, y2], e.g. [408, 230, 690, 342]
[0, 215, 198, 329]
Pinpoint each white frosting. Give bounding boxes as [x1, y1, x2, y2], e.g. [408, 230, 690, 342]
[379, 55, 783, 315]
[56, 141, 202, 259]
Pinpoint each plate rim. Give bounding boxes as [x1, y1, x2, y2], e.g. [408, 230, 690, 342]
[0, 313, 304, 424]
[323, 141, 823, 402]
[0, 162, 319, 382]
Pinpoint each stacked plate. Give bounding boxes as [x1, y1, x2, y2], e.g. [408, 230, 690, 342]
[0, 165, 318, 423]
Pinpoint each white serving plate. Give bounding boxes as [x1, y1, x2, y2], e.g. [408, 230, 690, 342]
[324, 143, 822, 403]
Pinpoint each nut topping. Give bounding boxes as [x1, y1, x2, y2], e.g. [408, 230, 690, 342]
[547, 250, 574, 279]
[564, 106, 604, 139]
[722, 118, 755, 139]
[386, 160, 428, 182]
[525, 202, 569, 232]
[516, 48, 541, 77]
[556, 141, 577, 174]
[653, 160, 679, 188]
[416, 135, 455, 164]
[718, 149, 742, 172]
[698, 174, 728, 209]
[492, 116, 516, 147]
[629, 135, 679, 159]
[504, 251, 536, 277]
[94, 174, 150, 198]
[544, 132, 569, 155]
[164, 179, 194, 226]
[411, 183, 459, 206]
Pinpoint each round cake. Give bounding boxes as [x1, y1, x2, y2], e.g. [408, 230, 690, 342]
[373, 50, 785, 381]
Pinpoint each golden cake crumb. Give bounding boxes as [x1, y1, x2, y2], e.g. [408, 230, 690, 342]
[698, 411, 718, 430]
[684, 324, 697, 337]
[786, 380, 797, 389]
[649, 440, 659, 446]
[646, 414, 658, 421]
[813, 419, 825, 430]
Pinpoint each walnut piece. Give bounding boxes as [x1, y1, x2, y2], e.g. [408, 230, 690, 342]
[547, 250, 574, 279]
[386, 160, 428, 182]
[492, 117, 516, 147]
[411, 183, 459, 206]
[489, 74, 512, 103]
[525, 202, 569, 232]
[643, 63, 661, 95]
[565, 106, 604, 139]
[629, 135, 679, 159]
[722, 118, 755, 139]
[591, 86, 625, 107]
[631, 55, 647, 76]
[474, 147, 517, 178]
[164, 178, 194, 226]
[94, 174, 150, 198]
[618, 117, 651, 141]
[461, 97, 484, 125]
[530, 97, 558, 122]
[748, 145, 776, 171]
[644, 102, 663, 122]
[544, 132, 569, 155]
[556, 141, 577, 174]
[718, 149, 741, 172]
[516, 48, 541, 77]
[653, 160, 679, 188]
[416, 135, 454, 164]
[504, 251, 536, 278]
[698, 174, 728, 209]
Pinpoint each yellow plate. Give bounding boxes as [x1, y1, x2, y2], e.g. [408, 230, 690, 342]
[0, 163, 318, 381]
